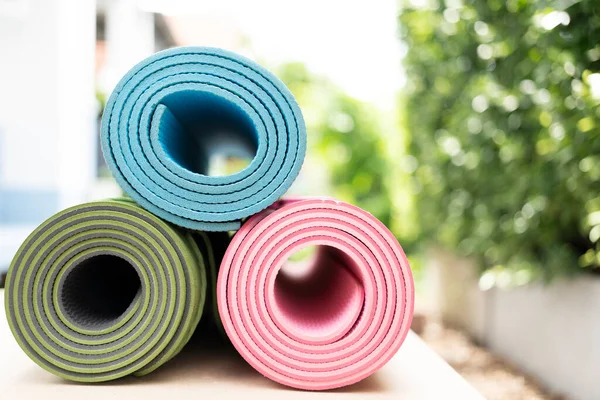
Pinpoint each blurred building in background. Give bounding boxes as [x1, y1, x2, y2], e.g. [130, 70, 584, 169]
[96, 0, 176, 94]
[0, 0, 179, 270]
[0, 0, 97, 269]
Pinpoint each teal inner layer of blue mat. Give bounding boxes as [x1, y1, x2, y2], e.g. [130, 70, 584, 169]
[101, 47, 306, 231]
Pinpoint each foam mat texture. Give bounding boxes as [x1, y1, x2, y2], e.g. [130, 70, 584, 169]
[4, 198, 209, 382]
[193, 231, 230, 333]
[101, 46, 306, 231]
[217, 198, 415, 390]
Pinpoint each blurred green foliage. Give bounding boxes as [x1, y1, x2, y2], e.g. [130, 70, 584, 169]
[277, 63, 419, 249]
[400, 0, 600, 283]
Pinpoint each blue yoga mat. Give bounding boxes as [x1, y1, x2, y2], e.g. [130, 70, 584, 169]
[101, 47, 306, 231]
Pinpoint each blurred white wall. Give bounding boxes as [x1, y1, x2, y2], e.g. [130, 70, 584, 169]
[56, 0, 98, 210]
[98, 0, 155, 93]
[0, 0, 96, 267]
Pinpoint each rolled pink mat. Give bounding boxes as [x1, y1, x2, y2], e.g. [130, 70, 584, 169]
[217, 197, 414, 390]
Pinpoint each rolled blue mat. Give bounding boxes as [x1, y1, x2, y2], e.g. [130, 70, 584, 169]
[101, 47, 306, 231]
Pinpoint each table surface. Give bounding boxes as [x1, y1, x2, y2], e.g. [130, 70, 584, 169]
[0, 290, 483, 399]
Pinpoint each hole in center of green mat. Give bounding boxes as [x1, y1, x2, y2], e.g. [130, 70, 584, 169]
[158, 90, 258, 177]
[60, 255, 141, 329]
[273, 245, 365, 343]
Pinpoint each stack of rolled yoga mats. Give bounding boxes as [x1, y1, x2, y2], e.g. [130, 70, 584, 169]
[4, 47, 414, 391]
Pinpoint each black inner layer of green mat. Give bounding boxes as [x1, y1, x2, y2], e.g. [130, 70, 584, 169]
[59, 254, 142, 329]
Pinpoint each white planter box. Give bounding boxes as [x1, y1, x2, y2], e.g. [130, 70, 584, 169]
[428, 248, 600, 400]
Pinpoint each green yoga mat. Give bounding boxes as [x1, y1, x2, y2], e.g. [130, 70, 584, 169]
[3, 198, 224, 382]
[193, 231, 229, 333]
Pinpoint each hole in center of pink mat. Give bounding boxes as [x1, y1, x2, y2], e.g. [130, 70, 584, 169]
[272, 245, 365, 344]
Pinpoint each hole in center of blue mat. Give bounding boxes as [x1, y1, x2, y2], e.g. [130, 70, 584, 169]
[60, 255, 141, 329]
[157, 90, 258, 177]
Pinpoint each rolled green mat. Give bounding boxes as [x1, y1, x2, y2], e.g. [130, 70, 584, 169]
[4, 198, 207, 382]
[193, 231, 230, 333]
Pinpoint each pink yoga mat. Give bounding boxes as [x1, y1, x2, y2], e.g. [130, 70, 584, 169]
[217, 197, 414, 390]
